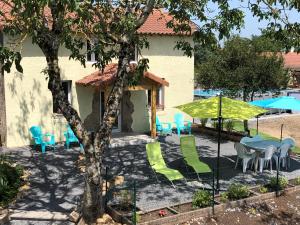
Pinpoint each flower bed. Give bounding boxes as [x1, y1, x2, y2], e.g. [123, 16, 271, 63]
[138, 208, 177, 224]
[107, 179, 300, 225]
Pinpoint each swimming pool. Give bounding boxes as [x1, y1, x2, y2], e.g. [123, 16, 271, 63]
[194, 89, 221, 98]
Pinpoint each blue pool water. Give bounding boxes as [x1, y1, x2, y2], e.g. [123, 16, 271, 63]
[194, 89, 221, 98]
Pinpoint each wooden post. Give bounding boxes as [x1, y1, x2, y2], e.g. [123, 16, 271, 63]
[151, 85, 157, 138]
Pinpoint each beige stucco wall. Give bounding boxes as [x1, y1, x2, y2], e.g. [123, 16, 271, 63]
[141, 35, 194, 127]
[4, 37, 97, 147]
[3, 34, 194, 147]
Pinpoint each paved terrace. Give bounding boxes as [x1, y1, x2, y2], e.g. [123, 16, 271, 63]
[105, 134, 300, 211]
[1, 133, 300, 224]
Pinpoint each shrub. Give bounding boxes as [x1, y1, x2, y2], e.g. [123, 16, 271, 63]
[220, 192, 228, 203]
[212, 120, 219, 129]
[0, 154, 9, 164]
[295, 177, 300, 185]
[0, 161, 23, 207]
[259, 186, 268, 193]
[14, 165, 24, 178]
[227, 184, 250, 200]
[269, 176, 288, 190]
[118, 190, 132, 208]
[224, 120, 234, 132]
[200, 118, 208, 127]
[192, 189, 212, 208]
[133, 213, 141, 223]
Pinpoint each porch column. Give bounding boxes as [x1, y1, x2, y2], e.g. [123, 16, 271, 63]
[151, 85, 157, 138]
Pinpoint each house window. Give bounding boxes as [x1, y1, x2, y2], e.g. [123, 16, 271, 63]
[53, 80, 72, 114]
[86, 40, 99, 62]
[147, 87, 164, 110]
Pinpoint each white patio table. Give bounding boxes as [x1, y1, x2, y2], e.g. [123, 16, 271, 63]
[242, 140, 282, 172]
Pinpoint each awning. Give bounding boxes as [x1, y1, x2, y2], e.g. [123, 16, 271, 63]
[76, 63, 169, 88]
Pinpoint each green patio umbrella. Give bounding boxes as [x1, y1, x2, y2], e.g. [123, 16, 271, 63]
[176, 95, 267, 191]
[177, 96, 267, 120]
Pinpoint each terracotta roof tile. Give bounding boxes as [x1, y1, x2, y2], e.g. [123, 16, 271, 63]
[0, 3, 196, 36]
[0, 1, 12, 31]
[138, 9, 197, 36]
[76, 63, 169, 87]
[282, 52, 300, 70]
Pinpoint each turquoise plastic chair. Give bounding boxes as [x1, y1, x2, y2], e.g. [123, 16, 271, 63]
[29, 126, 55, 153]
[156, 116, 172, 135]
[64, 126, 83, 150]
[174, 113, 192, 137]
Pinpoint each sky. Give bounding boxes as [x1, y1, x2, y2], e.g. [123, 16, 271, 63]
[199, 1, 299, 39]
[234, 8, 299, 37]
[237, 7, 299, 38]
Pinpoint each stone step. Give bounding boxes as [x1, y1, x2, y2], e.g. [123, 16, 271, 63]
[10, 210, 68, 221]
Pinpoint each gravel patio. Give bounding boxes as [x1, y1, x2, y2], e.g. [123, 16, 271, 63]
[1, 132, 300, 224]
[104, 133, 300, 211]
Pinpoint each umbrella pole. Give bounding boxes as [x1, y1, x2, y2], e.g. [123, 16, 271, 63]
[256, 116, 259, 135]
[216, 94, 222, 192]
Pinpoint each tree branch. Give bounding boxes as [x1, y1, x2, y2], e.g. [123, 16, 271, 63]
[135, 0, 156, 30]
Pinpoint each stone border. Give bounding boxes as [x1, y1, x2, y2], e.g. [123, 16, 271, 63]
[0, 209, 9, 225]
[107, 184, 300, 225]
[9, 210, 68, 221]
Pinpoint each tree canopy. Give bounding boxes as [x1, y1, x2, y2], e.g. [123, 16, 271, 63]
[248, 0, 300, 51]
[195, 36, 289, 101]
[251, 31, 286, 52]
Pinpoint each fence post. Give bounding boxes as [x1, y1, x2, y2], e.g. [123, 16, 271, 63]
[132, 181, 137, 225]
[212, 169, 215, 215]
[276, 148, 281, 197]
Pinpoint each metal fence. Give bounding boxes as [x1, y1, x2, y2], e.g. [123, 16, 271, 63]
[104, 163, 288, 225]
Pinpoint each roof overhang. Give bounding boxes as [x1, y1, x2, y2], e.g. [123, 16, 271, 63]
[76, 63, 169, 90]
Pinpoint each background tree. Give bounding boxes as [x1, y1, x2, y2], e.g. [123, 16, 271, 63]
[195, 36, 289, 130]
[251, 30, 286, 52]
[0, 0, 245, 223]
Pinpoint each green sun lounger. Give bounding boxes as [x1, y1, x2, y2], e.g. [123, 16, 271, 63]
[180, 135, 211, 179]
[146, 142, 184, 186]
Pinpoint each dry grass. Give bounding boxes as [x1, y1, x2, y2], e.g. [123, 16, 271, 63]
[249, 115, 300, 146]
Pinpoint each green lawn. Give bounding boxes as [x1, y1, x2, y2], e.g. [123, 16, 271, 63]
[233, 121, 300, 154]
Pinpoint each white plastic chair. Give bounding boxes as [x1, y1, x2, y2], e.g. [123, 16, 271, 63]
[273, 143, 290, 170]
[282, 137, 295, 147]
[281, 137, 296, 167]
[234, 143, 256, 173]
[258, 145, 277, 173]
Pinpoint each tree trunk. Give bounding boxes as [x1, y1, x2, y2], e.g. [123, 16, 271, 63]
[42, 41, 134, 223]
[250, 91, 255, 101]
[0, 31, 7, 147]
[43, 51, 102, 223]
[82, 143, 103, 223]
[242, 90, 249, 133]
